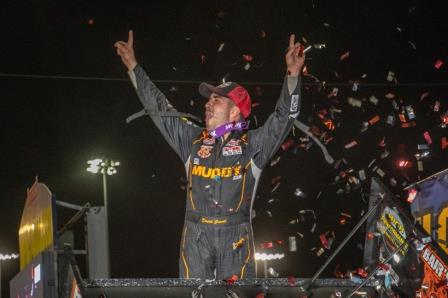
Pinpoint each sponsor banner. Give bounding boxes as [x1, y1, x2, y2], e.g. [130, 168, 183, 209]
[363, 178, 424, 296]
[410, 171, 448, 255]
[18, 180, 55, 269]
[418, 244, 448, 298]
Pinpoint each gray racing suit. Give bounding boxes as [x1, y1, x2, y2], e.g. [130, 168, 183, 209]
[128, 64, 301, 279]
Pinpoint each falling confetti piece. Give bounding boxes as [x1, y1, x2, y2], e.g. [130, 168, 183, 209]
[270, 155, 281, 166]
[441, 137, 448, 150]
[386, 115, 395, 126]
[407, 188, 418, 203]
[218, 43, 225, 52]
[423, 131, 432, 144]
[401, 121, 416, 128]
[368, 115, 380, 125]
[434, 59, 443, 69]
[243, 62, 251, 70]
[287, 276, 296, 286]
[294, 188, 306, 198]
[339, 51, 350, 61]
[433, 101, 440, 112]
[386, 93, 396, 99]
[387, 71, 395, 82]
[369, 95, 379, 105]
[281, 138, 295, 151]
[345, 140, 358, 149]
[405, 105, 416, 119]
[358, 170, 366, 181]
[420, 91, 429, 101]
[268, 267, 279, 277]
[242, 54, 253, 62]
[226, 274, 238, 285]
[328, 88, 339, 98]
[348, 97, 362, 107]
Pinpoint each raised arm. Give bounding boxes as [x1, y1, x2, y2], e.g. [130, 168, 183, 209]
[249, 34, 305, 168]
[115, 31, 202, 163]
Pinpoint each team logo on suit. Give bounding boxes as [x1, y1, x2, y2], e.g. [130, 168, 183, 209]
[197, 145, 213, 158]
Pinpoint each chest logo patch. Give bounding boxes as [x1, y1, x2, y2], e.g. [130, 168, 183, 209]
[223, 146, 242, 156]
[197, 145, 213, 158]
[203, 137, 215, 145]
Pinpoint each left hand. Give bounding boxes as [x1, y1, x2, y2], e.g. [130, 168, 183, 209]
[285, 34, 305, 76]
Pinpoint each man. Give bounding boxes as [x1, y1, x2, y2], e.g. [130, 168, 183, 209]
[115, 31, 305, 279]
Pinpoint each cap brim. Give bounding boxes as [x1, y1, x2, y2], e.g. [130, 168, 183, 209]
[199, 82, 227, 98]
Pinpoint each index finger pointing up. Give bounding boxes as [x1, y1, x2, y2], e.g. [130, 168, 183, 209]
[289, 34, 295, 48]
[128, 30, 134, 47]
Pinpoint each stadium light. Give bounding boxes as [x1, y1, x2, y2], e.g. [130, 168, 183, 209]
[86, 158, 120, 278]
[0, 253, 19, 298]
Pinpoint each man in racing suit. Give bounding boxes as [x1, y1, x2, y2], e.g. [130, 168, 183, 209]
[115, 31, 305, 279]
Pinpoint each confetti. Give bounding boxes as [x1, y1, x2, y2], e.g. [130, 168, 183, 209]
[405, 105, 416, 119]
[314, 43, 326, 49]
[386, 71, 395, 82]
[281, 138, 295, 151]
[242, 54, 253, 62]
[218, 43, 225, 52]
[441, 113, 448, 126]
[358, 170, 366, 181]
[339, 51, 350, 61]
[226, 274, 238, 285]
[348, 97, 362, 107]
[315, 247, 325, 256]
[260, 242, 274, 249]
[268, 267, 279, 277]
[369, 95, 379, 105]
[328, 88, 339, 98]
[386, 115, 395, 126]
[441, 137, 448, 150]
[320, 231, 335, 250]
[386, 93, 396, 100]
[344, 140, 358, 149]
[288, 236, 297, 252]
[368, 115, 380, 125]
[294, 188, 306, 198]
[417, 160, 423, 172]
[270, 155, 281, 167]
[433, 101, 440, 112]
[420, 92, 429, 101]
[434, 59, 443, 69]
[423, 131, 432, 144]
[287, 276, 297, 286]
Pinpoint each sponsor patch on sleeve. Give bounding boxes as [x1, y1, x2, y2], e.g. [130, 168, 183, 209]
[291, 94, 299, 112]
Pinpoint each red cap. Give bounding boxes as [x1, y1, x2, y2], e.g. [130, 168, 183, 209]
[199, 81, 251, 118]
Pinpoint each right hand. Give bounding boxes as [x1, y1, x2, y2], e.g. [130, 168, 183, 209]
[114, 30, 137, 71]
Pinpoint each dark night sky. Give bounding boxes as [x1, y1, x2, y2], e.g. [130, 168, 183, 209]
[1, 0, 447, 296]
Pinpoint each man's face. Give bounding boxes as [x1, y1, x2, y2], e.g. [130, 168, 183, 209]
[204, 93, 234, 130]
